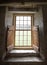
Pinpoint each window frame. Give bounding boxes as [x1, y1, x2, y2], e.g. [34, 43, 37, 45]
[13, 13, 34, 49]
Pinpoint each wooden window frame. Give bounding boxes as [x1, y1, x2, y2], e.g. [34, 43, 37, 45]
[13, 13, 34, 49]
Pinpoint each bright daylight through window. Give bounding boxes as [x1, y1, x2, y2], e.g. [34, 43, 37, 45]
[15, 15, 33, 47]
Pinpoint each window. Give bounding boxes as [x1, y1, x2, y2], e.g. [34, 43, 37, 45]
[13, 14, 33, 48]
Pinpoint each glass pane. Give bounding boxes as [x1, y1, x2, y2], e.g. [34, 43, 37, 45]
[24, 16, 27, 20]
[28, 31, 31, 35]
[24, 24, 28, 29]
[20, 31, 23, 35]
[27, 25, 31, 29]
[15, 41, 19, 46]
[24, 36, 27, 40]
[24, 41, 27, 46]
[20, 36, 23, 41]
[15, 36, 19, 41]
[16, 31, 19, 35]
[28, 16, 31, 20]
[16, 24, 19, 29]
[15, 16, 32, 47]
[28, 36, 31, 41]
[16, 16, 19, 20]
[28, 40, 31, 46]
[28, 21, 31, 25]
[24, 21, 27, 25]
[16, 21, 19, 24]
[20, 21, 23, 24]
[20, 41, 23, 46]
[24, 31, 27, 35]
[20, 24, 24, 29]
[20, 16, 23, 20]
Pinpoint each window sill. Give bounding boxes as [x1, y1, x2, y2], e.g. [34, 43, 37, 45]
[14, 46, 34, 50]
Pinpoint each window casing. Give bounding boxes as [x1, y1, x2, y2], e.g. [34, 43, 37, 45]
[13, 13, 34, 48]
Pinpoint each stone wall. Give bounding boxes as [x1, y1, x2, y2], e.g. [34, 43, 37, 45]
[0, 6, 6, 59]
[42, 5, 47, 60]
[34, 7, 45, 59]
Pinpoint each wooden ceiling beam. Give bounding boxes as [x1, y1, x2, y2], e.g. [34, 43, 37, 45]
[0, 0, 47, 3]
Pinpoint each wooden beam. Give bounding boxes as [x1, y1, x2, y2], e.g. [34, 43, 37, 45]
[0, 0, 47, 4]
[8, 7, 38, 11]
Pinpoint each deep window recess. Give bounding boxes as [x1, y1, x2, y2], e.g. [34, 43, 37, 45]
[13, 14, 33, 48]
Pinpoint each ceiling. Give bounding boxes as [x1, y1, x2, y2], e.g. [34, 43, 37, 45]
[0, 0, 47, 4]
[0, 0, 47, 8]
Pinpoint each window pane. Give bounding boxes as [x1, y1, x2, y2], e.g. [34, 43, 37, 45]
[15, 41, 19, 46]
[28, 21, 31, 25]
[28, 31, 31, 35]
[24, 21, 27, 25]
[24, 16, 27, 20]
[28, 16, 31, 20]
[16, 31, 19, 35]
[24, 24, 28, 29]
[28, 36, 31, 41]
[20, 36, 23, 41]
[24, 36, 27, 40]
[20, 41, 23, 46]
[20, 16, 23, 20]
[16, 21, 19, 24]
[20, 31, 23, 35]
[16, 24, 19, 29]
[27, 25, 31, 29]
[20, 21, 23, 24]
[20, 24, 24, 29]
[16, 16, 19, 20]
[28, 40, 31, 46]
[24, 41, 27, 46]
[16, 36, 19, 41]
[24, 31, 27, 35]
[15, 16, 32, 47]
